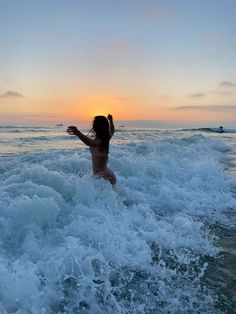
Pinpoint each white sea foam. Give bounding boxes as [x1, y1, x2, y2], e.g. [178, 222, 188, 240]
[0, 131, 236, 313]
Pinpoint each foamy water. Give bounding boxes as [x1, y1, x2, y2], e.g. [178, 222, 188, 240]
[0, 126, 236, 313]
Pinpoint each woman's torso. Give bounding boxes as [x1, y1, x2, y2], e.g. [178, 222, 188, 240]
[90, 146, 108, 174]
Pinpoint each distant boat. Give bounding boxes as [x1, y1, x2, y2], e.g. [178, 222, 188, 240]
[119, 125, 125, 128]
[56, 123, 63, 127]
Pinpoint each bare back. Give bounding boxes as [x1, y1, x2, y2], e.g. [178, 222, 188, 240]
[90, 146, 108, 175]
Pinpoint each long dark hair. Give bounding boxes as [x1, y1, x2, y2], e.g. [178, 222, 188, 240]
[92, 116, 110, 153]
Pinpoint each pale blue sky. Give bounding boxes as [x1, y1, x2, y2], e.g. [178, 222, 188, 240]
[0, 0, 236, 126]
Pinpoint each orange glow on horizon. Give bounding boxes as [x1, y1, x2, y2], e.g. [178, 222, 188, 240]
[0, 92, 235, 125]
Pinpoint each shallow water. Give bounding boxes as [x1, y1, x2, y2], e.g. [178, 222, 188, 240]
[0, 125, 235, 313]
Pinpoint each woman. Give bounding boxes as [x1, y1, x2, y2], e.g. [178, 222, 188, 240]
[67, 114, 116, 185]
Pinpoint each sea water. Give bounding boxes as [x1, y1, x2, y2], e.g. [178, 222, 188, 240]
[0, 125, 235, 313]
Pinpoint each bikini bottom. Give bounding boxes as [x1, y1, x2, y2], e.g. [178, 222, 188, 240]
[97, 168, 116, 185]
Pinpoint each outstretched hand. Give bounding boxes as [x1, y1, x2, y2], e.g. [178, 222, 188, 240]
[67, 126, 79, 136]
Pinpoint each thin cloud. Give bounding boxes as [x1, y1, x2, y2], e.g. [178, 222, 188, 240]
[212, 91, 233, 95]
[0, 113, 58, 118]
[170, 105, 236, 111]
[219, 81, 236, 88]
[187, 82, 236, 99]
[189, 93, 206, 98]
[19, 113, 58, 118]
[0, 90, 24, 98]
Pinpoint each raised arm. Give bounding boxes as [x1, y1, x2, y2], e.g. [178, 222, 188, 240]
[67, 126, 98, 147]
[107, 114, 115, 138]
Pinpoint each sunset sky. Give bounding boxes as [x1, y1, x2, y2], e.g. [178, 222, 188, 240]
[0, 0, 236, 127]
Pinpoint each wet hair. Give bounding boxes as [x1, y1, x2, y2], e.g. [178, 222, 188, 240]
[92, 116, 110, 153]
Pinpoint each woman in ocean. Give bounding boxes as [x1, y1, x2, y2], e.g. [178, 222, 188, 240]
[67, 114, 116, 185]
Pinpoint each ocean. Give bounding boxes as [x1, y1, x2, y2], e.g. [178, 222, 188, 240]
[0, 125, 235, 313]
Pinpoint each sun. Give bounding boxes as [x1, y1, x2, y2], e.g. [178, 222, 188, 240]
[89, 106, 110, 119]
[82, 96, 122, 120]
